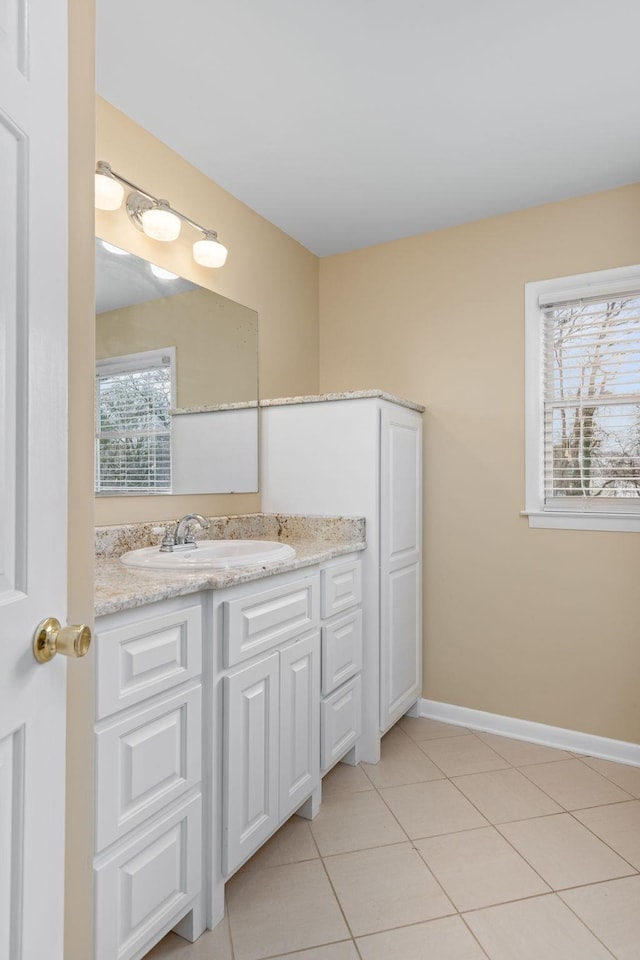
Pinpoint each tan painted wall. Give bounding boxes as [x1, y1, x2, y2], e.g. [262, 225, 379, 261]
[95, 96, 319, 524]
[319, 184, 640, 745]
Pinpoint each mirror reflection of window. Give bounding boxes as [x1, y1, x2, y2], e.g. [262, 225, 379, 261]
[94, 239, 260, 495]
[95, 348, 176, 494]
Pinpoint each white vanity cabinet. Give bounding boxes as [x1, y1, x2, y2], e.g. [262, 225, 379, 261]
[208, 554, 363, 928]
[320, 557, 363, 772]
[93, 548, 364, 950]
[262, 394, 423, 763]
[93, 597, 205, 960]
[214, 570, 321, 877]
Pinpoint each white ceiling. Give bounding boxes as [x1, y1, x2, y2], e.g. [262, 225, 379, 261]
[96, 0, 640, 257]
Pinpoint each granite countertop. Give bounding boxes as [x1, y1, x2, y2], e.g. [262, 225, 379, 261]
[95, 514, 365, 618]
[260, 390, 425, 413]
[171, 400, 258, 415]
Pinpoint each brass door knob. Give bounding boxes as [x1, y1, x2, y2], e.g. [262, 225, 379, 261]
[33, 617, 92, 664]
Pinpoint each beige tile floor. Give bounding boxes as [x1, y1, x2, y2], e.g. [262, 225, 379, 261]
[146, 718, 640, 960]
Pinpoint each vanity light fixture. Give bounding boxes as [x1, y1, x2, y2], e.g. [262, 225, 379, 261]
[193, 232, 229, 268]
[94, 160, 228, 268]
[95, 161, 125, 211]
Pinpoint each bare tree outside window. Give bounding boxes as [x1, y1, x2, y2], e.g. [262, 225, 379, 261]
[545, 295, 640, 500]
[95, 350, 173, 493]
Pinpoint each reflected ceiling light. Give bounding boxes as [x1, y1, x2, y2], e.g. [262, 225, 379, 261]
[94, 160, 228, 268]
[95, 161, 125, 211]
[101, 240, 130, 255]
[150, 263, 179, 280]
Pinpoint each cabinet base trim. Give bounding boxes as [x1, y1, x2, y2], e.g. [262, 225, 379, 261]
[418, 699, 640, 768]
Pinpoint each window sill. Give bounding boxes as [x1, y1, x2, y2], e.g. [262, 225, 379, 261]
[521, 510, 640, 533]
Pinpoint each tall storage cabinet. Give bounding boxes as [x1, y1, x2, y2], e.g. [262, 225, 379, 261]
[261, 392, 423, 763]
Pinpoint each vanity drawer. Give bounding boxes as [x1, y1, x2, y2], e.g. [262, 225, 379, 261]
[321, 609, 362, 696]
[94, 793, 202, 960]
[321, 675, 362, 772]
[223, 574, 319, 667]
[96, 603, 202, 720]
[95, 683, 202, 851]
[320, 558, 361, 619]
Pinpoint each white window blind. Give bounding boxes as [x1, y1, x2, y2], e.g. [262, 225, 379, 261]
[542, 291, 640, 505]
[95, 348, 174, 494]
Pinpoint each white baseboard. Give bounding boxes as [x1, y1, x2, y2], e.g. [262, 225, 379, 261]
[419, 699, 640, 768]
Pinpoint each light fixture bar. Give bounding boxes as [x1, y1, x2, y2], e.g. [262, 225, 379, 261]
[95, 161, 228, 267]
[97, 161, 222, 241]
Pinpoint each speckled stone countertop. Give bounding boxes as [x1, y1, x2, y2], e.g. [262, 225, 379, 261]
[260, 390, 425, 413]
[171, 400, 258, 415]
[95, 514, 365, 618]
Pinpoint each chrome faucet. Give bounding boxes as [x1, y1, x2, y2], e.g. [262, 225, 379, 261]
[159, 513, 210, 552]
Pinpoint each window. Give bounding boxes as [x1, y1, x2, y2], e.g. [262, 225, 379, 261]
[525, 265, 640, 532]
[95, 348, 175, 494]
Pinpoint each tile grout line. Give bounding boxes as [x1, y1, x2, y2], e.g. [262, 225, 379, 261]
[212, 722, 640, 960]
[515, 757, 634, 808]
[370, 727, 639, 934]
[401, 724, 638, 955]
[410, 729, 640, 948]
[564, 807, 640, 877]
[403, 761, 562, 907]
[574, 754, 640, 796]
[307, 802, 365, 959]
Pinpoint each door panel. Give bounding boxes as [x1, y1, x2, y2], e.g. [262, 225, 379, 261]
[380, 405, 422, 730]
[0, 107, 26, 602]
[0, 1, 69, 957]
[381, 563, 422, 728]
[0, 728, 24, 958]
[279, 632, 320, 820]
[223, 653, 279, 873]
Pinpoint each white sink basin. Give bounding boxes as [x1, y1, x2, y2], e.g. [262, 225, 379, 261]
[120, 539, 296, 571]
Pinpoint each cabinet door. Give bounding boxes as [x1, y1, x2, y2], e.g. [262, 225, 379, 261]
[380, 404, 422, 730]
[321, 675, 362, 773]
[95, 683, 202, 851]
[321, 609, 363, 696]
[94, 794, 201, 960]
[279, 632, 320, 820]
[320, 558, 362, 618]
[223, 653, 279, 874]
[223, 575, 319, 667]
[96, 603, 203, 720]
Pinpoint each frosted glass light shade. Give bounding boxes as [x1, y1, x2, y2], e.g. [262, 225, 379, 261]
[193, 237, 228, 268]
[141, 203, 181, 241]
[95, 172, 124, 211]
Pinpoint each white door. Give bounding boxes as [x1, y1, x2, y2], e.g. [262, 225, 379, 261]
[0, 2, 70, 959]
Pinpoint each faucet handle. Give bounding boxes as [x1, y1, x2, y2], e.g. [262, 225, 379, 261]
[159, 524, 175, 553]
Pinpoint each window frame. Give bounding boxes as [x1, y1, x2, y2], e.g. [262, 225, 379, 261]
[524, 264, 640, 532]
[95, 346, 176, 496]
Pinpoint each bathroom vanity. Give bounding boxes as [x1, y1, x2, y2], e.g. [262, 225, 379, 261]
[93, 517, 364, 960]
[90, 390, 423, 960]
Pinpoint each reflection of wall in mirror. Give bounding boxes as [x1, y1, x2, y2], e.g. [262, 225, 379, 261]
[95, 288, 258, 408]
[172, 407, 258, 494]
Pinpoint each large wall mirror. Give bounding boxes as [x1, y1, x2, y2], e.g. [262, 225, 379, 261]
[95, 239, 259, 495]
